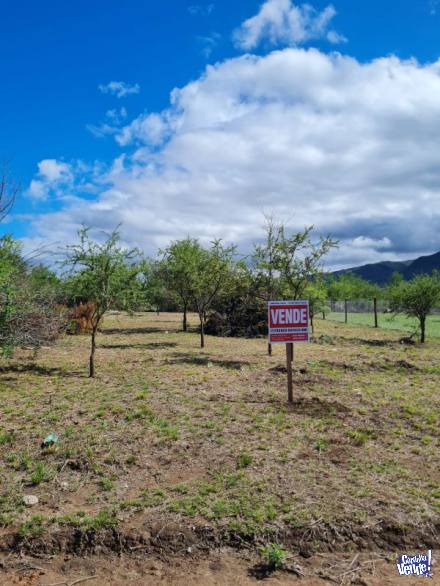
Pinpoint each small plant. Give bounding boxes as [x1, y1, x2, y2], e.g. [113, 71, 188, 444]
[99, 477, 114, 492]
[0, 430, 15, 445]
[18, 515, 45, 538]
[314, 437, 329, 452]
[346, 428, 377, 446]
[237, 451, 253, 469]
[260, 543, 287, 569]
[31, 462, 52, 485]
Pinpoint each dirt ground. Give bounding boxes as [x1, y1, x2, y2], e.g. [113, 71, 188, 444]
[0, 312, 439, 584]
[1, 549, 437, 585]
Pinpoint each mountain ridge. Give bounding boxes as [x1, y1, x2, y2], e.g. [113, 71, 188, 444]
[331, 251, 440, 285]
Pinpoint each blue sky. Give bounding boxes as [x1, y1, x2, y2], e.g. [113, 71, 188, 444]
[2, 0, 440, 267]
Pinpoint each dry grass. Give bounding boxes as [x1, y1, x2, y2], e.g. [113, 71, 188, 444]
[0, 312, 439, 551]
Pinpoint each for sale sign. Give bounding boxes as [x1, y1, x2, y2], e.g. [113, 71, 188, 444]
[268, 300, 310, 344]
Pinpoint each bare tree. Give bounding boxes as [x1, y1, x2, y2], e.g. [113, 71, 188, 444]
[0, 163, 19, 221]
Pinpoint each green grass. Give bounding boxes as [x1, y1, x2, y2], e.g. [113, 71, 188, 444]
[326, 311, 440, 338]
[0, 311, 438, 551]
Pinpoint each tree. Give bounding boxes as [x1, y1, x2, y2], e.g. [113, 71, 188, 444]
[360, 280, 383, 328]
[205, 260, 260, 338]
[63, 227, 140, 377]
[135, 259, 168, 313]
[388, 272, 440, 343]
[254, 221, 337, 353]
[0, 163, 19, 221]
[189, 240, 236, 349]
[272, 225, 338, 300]
[252, 217, 283, 355]
[303, 281, 328, 334]
[160, 238, 201, 331]
[328, 273, 365, 324]
[0, 237, 65, 355]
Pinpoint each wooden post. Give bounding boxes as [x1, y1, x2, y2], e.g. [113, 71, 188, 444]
[373, 297, 378, 328]
[286, 343, 293, 403]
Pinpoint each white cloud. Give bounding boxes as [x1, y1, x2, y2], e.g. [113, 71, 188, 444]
[188, 4, 215, 16]
[197, 32, 221, 58]
[98, 81, 140, 98]
[26, 159, 73, 200]
[87, 107, 128, 138]
[26, 48, 440, 267]
[233, 0, 346, 51]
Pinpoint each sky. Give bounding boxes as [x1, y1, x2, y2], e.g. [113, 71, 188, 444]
[2, 0, 440, 269]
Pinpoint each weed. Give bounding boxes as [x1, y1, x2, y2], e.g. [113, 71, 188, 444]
[260, 543, 287, 569]
[236, 452, 253, 469]
[0, 429, 15, 445]
[18, 515, 45, 538]
[346, 428, 377, 446]
[314, 437, 329, 452]
[31, 462, 53, 485]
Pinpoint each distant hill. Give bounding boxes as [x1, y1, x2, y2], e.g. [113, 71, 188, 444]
[332, 251, 440, 285]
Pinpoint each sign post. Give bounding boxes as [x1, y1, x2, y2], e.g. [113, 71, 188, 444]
[268, 300, 310, 403]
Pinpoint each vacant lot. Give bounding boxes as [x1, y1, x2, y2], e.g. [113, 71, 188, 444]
[327, 311, 440, 338]
[0, 313, 439, 584]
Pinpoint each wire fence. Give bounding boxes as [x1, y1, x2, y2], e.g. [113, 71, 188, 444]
[329, 299, 440, 314]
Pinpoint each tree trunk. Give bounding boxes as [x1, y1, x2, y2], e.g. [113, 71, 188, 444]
[420, 316, 426, 343]
[183, 302, 188, 332]
[373, 297, 378, 328]
[344, 299, 348, 324]
[322, 311, 326, 320]
[89, 328, 97, 378]
[311, 314, 314, 334]
[199, 314, 205, 349]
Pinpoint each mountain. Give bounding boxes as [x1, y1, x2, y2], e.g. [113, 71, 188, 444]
[332, 251, 440, 285]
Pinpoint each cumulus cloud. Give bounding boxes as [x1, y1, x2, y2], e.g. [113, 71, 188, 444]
[26, 48, 440, 267]
[233, 0, 346, 51]
[26, 159, 106, 202]
[98, 81, 140, 98]
[27, 159, 73, 200]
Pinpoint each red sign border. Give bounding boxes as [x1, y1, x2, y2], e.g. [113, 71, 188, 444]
[268, 300, 310, 344]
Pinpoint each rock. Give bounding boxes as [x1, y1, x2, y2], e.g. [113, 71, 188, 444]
[23, 495, 39, 506]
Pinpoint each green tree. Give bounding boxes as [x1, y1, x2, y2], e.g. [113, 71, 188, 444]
[303, 280, 328, 334]
[273, 225, 338, 300]
[0, 237, 64, 355]
[360, 280, 383, 328]
[254, 221, 337, 353]
[136, 259, 169, 313]
[160, 238, 201, 331]
[252, 217, 284, 355]
[189, 240, 236, 349]
[388, 272, 440, 343]
[329, 273, 365, 324]
[63, 227, 140, 377]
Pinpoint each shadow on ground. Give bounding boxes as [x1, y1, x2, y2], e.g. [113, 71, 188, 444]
[102, 327, 165, 335]
[167, 352, 252, 370]
[100, 342, 178, 350]
[0, 363, 84, 378]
